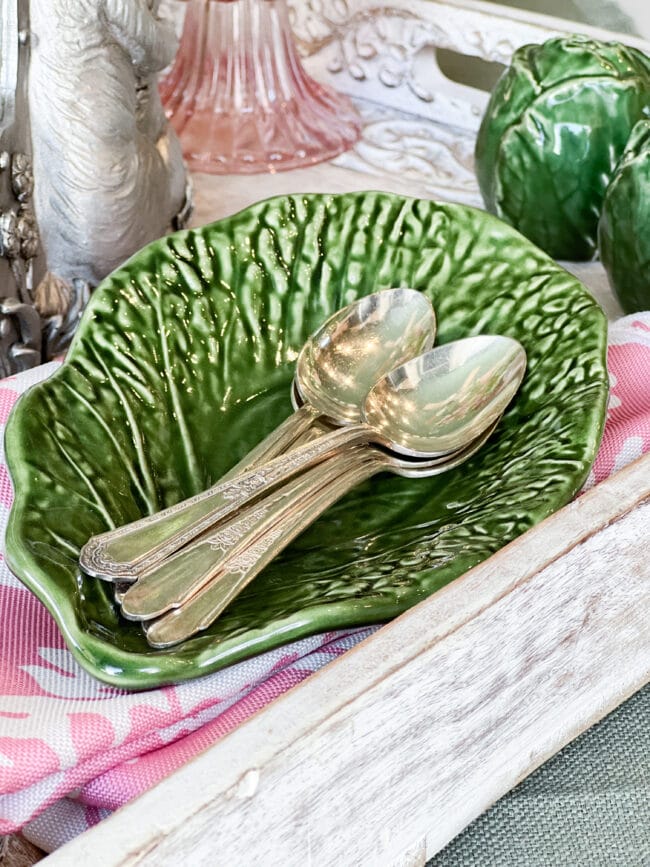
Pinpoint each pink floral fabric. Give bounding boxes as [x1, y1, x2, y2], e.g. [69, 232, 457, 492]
[0, 314, 648, 853]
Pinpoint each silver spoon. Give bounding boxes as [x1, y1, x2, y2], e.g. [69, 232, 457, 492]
[226, 286, 437, 476]
[121, 335, 525, 625]
[124, 425, 498, 632]
[121, 437, 483, 620]
[143, 430, 498, 647]
[80, 288, 435, 582]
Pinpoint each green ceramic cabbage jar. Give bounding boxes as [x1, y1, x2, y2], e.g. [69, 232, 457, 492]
[475, 36, 650, 261]
[598, 119, 650, 313]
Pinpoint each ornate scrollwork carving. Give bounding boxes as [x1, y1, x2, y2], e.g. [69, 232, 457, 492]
[289, 0, 521, 80]
[16, 203, 38, 261]
[0, 208, 21, 260]
[333, 102, 481, 204]
[0, 153, 40, 332]
[290, 1, 447, 104]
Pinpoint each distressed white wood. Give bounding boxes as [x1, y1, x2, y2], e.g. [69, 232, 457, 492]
[293, 0, 650, 131]
[44, 453, 650, 866]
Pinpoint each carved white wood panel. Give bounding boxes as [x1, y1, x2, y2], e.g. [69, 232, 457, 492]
[161, 0, 650, 133]
[290, 0, 650, 130]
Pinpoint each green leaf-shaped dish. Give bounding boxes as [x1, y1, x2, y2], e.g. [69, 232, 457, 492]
[5, 193, 608, 689]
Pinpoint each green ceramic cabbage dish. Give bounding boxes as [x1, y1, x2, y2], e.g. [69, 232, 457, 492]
[5, 192, 608, 689]
[599, 119, 650, 314]
[475, 36, 650, 262]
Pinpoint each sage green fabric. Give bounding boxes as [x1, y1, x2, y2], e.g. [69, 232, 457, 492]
[430, 686, 649, 866]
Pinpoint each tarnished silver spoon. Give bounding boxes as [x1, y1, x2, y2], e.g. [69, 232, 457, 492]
[80, 288, 436, 582]
[121, 335, 526, 634]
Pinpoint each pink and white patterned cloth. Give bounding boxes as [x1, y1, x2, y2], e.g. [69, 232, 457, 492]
[0, 313, 649, 853]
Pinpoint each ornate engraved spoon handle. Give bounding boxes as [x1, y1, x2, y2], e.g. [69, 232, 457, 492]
[120, 445, 370, 620]
[143, 417, 504, 647]
[79, 418, 369, 581]
[111, 418, 330, 606]
[144, 451, 385, 648]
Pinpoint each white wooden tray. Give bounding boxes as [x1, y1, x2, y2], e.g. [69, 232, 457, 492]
[42, 1, 650, 863]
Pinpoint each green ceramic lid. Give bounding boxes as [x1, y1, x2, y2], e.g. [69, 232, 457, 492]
[475, 36, 650, 261]
[4, 192, 608, 689]
[598, 119, 650, 313]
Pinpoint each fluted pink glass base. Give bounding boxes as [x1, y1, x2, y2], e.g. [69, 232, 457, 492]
[161, 0, 362, 174]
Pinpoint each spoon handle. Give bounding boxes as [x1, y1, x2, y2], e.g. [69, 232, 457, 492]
[111, 406, 327, 605]
[111, 406, 324, 605]
[141, 417, 505, 646]
[80, 420, 369, 581]
[144, 450, 385, 648]
[120, 446, 369, 620]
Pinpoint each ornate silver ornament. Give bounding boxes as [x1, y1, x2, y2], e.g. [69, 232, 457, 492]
[0, 0, 191, 375]
[29, 0, 189, 290]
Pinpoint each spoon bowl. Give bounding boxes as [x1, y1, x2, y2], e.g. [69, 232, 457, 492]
[363, 335, 527, 457]
[295, 288, 436, 424]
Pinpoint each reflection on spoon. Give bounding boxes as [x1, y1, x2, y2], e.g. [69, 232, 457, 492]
[80, 288, 436, 581]
[221, 287, 436, 478]
[121, 335, 526, 628]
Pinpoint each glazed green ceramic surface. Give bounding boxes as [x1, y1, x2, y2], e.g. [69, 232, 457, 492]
[598, 119, 650, 313]
[5, 193, 608, 689]
[475, 36, 650, 262]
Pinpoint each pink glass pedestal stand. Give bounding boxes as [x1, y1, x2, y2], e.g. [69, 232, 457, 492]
[161, 0, 362, 174]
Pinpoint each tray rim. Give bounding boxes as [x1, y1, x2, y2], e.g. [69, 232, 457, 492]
[40, 449, 650, 865]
